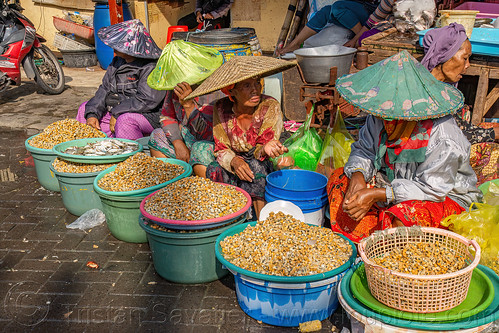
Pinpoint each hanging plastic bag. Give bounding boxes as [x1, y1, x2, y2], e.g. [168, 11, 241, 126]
[441, 203, 499, 274]
[274, 106, 323, 171]
[316, 123, 335, 178]
[147, 40, 223, 90]
[330, 110, 355, 169]
[483, 182, 499, 206]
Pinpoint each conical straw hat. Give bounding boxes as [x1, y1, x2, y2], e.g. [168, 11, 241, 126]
[336, 50, 464, 121]
[186, 56, 296, 99]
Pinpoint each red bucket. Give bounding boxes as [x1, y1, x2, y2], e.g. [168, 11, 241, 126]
[167, 25, 188, 43]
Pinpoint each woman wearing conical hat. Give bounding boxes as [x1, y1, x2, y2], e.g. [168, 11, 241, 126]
[186, 56, 296, 218]
[76, 19, 165, 140]
[327, 50, 482, 243]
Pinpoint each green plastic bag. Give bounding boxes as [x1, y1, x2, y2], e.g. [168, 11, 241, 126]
[441, 203, 499, 274]
[330, 110, 355, 169]
[274, 106, 323, 171]
[147, 40, 223, 90]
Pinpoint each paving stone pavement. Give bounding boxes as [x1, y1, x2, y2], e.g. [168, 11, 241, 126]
[0, 128, 352, 332]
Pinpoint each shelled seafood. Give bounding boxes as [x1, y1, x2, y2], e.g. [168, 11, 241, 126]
[63, 139, 139, 156]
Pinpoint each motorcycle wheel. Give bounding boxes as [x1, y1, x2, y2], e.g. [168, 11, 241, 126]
[29, 45, 65, 94]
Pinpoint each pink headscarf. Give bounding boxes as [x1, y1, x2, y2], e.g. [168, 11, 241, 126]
[421, 23, 468, 72]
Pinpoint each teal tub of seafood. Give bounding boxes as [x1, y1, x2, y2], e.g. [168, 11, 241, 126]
[215, 221, 357, 327]
[49, 164, 107, 216]
[139, 214, 245, 283]
[53, 138, 142, 164]
[25, 134, 60, 192]
[94, 158, 192, 242]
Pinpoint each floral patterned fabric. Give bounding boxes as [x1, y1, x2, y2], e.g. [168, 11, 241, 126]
[336, 50, 464, 121]
[98, 19, 162, 59]
[327, 168, 465, 243]
[212, 95, 283, 172]
[470, 142, 499, 186]
[454, 106, 496, 145]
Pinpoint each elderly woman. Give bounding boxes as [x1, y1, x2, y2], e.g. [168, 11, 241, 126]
[421, 23, 499, 185]
[327, 50, 482, 243]
[76, 20, 166, 140]
[186, 56, 295, 217]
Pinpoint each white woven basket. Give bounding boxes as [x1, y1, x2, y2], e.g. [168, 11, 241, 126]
[53, 33, 94, 51]
[358, 227, 481, 313]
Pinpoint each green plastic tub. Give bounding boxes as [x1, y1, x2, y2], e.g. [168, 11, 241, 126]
[49, 164, 107, 216]
[139, 215, 245, 283]
[25, 134, 60, 192]
[97, 191, 148, 243]
[94, 158, 192, 243]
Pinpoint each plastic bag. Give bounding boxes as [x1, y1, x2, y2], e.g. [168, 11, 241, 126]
[483, 182, 499, 206]
[330, 110, 355, 169]
[441, 203, 499, 274]
[66, 209, 106, 230]
[316, 122, 335, 177]
[274, 106, 323, 171]
[147, 40, 223, 90]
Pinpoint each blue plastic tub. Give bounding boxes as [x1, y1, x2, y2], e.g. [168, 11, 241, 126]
[417, 28, 499, 57]
[215, 221, 357, 327]
[265, 170, 328, 226]
[93, 3, 133, 69]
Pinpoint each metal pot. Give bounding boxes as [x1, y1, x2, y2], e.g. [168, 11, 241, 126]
[293, 45, 357, 83]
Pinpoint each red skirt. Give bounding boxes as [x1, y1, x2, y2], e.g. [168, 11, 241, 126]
[327, 168, 465, 243]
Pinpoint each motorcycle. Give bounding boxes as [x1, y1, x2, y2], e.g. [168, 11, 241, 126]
[0, 0, 64, 94]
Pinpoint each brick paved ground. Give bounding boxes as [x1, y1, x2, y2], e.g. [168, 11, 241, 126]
[0, 128, 351, 332]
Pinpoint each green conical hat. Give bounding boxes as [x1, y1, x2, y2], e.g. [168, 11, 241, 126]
[336, 50, 464, 121]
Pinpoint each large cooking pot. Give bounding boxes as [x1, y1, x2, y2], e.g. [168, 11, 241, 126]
[294, 45, 356, 83]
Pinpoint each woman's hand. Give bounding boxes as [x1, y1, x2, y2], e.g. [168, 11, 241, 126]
[343, 172, 367, 204]
[173, 140, 190, 163]
[343, 187, 386, 222]
[263, 140, 288, 158]
[231, 156, 254, 182]
[86, 117, 101, 130]
[109, 116, 117, 133]
[204, 13, 214, 20]
[196, 11, 203, 23]
[174, 82, 196, 116]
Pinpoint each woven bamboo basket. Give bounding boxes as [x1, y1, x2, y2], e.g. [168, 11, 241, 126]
[358, 227, 481, 313]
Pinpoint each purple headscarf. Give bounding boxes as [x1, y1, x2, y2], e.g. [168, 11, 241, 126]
[420, 23, 468, 72]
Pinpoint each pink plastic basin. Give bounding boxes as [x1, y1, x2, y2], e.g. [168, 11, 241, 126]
[455, 2, 499, 19]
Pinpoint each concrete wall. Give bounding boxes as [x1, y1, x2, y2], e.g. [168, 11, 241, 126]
[20, 0, 290, 52]
[20, 0, 95, 51]
[132, 0, 289, 51]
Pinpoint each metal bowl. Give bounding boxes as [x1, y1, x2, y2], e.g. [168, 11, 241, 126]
[294, 45, 356, 83]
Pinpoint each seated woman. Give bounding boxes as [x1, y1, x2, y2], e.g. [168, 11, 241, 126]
[177, 0, 233, 31]
[277, 0, 395, 55]
[186, 56, 296, 217]
[148, 81, 224, 176]
[327, 50, 482, 243]
[421, 23, 499, 185]
[76, 19, 166, 140]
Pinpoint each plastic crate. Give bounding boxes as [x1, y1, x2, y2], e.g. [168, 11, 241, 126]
[53, 33, 94, 51]
[53, 16, 94, 40]
[61, 50, 98, 68]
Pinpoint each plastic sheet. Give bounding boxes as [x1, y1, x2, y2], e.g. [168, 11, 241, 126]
[330, 110, 355, 169]
[441, 203, 499, 274]
[147, 40, 223, 90]
[66, 209, 106, 230]
[274, 106, 323, 171]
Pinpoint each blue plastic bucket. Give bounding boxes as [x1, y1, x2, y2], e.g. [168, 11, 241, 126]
[265, 170, 328, 226]
[215, 221, 357, 327]
[93, 3, 133, 69]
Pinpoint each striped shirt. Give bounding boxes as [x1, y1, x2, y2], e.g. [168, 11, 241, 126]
[365, 0, 396, 29]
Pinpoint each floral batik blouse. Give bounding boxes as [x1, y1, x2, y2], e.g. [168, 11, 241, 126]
[212, 94, 283, 173]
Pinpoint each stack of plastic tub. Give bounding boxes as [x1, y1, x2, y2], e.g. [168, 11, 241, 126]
[94, 158, 192, 243]
[138, 185, 252, 283]
[338, 227, 499, 332]
[50, 138, 142, 216]
[215, 221, 357, 327]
